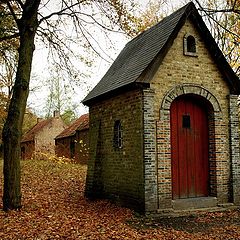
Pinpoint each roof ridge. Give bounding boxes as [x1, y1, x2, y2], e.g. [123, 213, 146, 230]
[82, 3, 194, 104]
[55, 114, 89, 139]
[83, 1, 239, 105]
[21, 118, 53, 142]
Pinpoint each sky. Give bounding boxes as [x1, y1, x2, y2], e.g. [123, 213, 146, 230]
[29, 30, 128, 117]
[28, 1, 131, 117]
[27, 0, 190, 118]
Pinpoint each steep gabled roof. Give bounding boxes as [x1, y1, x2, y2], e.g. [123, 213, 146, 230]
[21, 119, 52, 143]
[83, 2, 240, 105]
[55, 113, 89, 140]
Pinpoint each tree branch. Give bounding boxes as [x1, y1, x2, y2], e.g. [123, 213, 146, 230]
[6, 1, 20, 28]
[15, 0, 24, 9]
[194, 0, 240, 15]
[38, 1, 85, 25]
[203, 8, 240, 14]
[232, 0, 238, 9]
[194, 0, 240, 39]
[78, 22, 112, 63]
[0, 33, 20, 41]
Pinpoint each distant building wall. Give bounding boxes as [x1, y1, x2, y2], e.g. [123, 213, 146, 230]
[35, 117, 66, 156]
[55, 129, 89, 164]
[21, 141, 35, 160]
[75, 129, 89, 164]
[55, 136, 74, 160]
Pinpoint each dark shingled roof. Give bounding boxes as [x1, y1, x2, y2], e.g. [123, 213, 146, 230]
[83, 2, 240, 105]
[21, 119, 52, 143]
[55, 113, 89, 140]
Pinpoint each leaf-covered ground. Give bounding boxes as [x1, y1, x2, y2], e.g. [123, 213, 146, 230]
[1, 159, 240, 239]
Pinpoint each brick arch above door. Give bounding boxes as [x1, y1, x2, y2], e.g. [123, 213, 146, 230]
[156, 84, 224, 210]
[160, 84, 222, 113]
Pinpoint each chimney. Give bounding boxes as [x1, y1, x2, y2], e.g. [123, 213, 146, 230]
[53, 110, 60, 118]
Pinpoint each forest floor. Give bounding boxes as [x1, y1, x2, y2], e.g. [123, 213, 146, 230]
[1, 158, 240, 239]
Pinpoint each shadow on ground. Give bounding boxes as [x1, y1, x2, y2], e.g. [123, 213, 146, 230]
[128, 209, 240, 233]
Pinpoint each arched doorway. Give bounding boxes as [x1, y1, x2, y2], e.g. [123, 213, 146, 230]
[170, 94, 209, 199]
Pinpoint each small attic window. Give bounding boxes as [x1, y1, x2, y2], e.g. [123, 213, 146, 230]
[113, 120, 123, 149]
[184, 34, 198, 57]
[187, 36, 196, 52]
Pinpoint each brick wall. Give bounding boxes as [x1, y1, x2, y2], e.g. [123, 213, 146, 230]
[55, 137, 74, 159]
[85, 89, 145, 210]
[143, 89, 158, 212]
[85, 18, 239, 214]
[55, 130, 89, 164]
[147, 19, 234, 211]
[229, 95, 240, 205]
[21, 141, 35, 159]
[75, 129, 89, 164]
[35, 117, 66, 156]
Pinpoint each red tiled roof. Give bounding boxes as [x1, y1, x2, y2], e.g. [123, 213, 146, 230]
[55, 113, 89, 139]
[21, 119, 52, 143]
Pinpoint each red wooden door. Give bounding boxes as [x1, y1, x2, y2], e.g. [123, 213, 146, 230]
[171, 96, 209, 199]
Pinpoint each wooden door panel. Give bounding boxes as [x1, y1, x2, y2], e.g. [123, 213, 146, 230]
[178, 100, 188, 199]
[186, 101, 195, 198]
[171, 96, 209, 199]
[171, 101, 179, 199]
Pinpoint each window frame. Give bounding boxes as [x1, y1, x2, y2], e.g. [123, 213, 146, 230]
[183, 34, 198, 57]
[113, 120, 123, 149]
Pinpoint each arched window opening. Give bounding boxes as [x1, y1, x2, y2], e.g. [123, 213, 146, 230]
[113, 120, 123, 148]
[184, 34, 198, 56]
[187, 35, 196, 53]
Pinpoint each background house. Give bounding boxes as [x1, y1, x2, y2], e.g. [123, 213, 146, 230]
[55, 113, 89, 164]
[21, 111, 66, 159]
[83, 2, 240, 214]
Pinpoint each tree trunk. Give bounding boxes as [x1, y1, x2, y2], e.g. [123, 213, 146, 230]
[2, 0, 40, 211]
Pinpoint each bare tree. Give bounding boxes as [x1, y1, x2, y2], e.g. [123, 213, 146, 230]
[1, 0, 139, 211]
[44, 64, 77, 119]
[193, 0, 240, 75]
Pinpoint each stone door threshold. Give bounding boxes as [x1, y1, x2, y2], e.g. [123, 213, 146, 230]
[151, 198, 237, 218]
[172, 197, 218, 210]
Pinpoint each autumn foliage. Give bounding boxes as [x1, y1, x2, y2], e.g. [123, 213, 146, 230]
[225, 0, 240, 74]
[1, 159, 240, 239]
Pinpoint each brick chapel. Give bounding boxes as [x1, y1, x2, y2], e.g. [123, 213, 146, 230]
[83, 2, 240, 214]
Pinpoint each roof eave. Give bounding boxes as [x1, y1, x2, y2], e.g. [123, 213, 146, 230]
[83, 2, 240, 104]
[21, 138, 34, 143]
[137, 8, 191, 85]
[55, 132, 76, 140]
[83, 82, 150, 106]
[77, 126, 89, 132]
